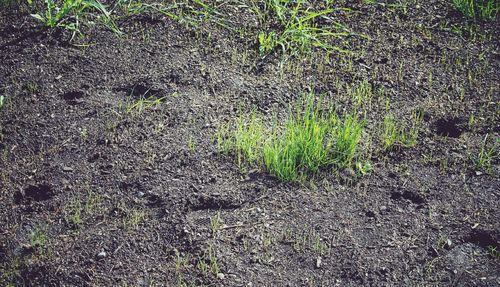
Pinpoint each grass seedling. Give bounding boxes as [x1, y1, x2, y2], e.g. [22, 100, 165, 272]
[210, 211, 222, 236]
[84, 191, 103, 214]
[126, 94, 166, 116]
[222, 110, 264, 168]
[349, 79, 373, 108]
[196, 243, 220, 276]
[475, 134, 498, 172]
[175, 250, 190, 274]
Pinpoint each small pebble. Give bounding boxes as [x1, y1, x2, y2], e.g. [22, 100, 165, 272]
[97, 251, 107, 259]
[217, 273, 225, 280]
[316, 257, 322, 269]
[62, 166, 74, 172]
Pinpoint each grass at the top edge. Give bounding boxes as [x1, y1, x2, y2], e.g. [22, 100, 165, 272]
[453, 0, 499, 20]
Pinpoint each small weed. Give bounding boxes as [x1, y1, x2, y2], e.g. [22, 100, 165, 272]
[486, 245, 500, 258]
[0, 96, 4, 109]
[453, 0, 499, 20]
[78, 127, 88, 139]
[355, 160, 372, 177]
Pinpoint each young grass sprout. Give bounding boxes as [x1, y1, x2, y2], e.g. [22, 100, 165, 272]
[126, 95, 166, 116]
[475, 134, 498, 173]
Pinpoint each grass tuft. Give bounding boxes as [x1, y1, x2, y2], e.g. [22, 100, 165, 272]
[218, 93, 365, 182]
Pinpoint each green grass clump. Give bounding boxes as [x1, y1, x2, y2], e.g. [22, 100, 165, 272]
[453, 0, 499, 20]
[217, 94, 365, 182]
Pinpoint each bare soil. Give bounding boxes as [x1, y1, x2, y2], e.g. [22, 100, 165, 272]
[0, 1, 499, 286]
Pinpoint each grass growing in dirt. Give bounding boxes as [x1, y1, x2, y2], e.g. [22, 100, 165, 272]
[217, 94, 364, 181]
[475, 134, 499, 173]
[453, 0, 499, 20]
[381, 111, 422, 151]
[30, 0, 119, 37]
[254, 0, 351, 56]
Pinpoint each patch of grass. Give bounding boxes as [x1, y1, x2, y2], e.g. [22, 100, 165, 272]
[0, 257, 22, 286]
[218, 93, 365, 182]
[123, 208, 145, 230]
[29, 225, 48, 249]
[196, 243, 220, 276]
[381, 111, 422, 151]
[64, 198, 83, 226]
[28, 225, 52, 258]
[453, 0, 499, 20]
[84, 190, 103, 214]
[348, 79, 373, 108]
[126, 95, 166, 116]
[253, 0, 351, 56]
[31, 0, 119, 37]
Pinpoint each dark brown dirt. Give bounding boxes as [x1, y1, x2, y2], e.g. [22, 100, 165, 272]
[0, 1, 499, 286]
